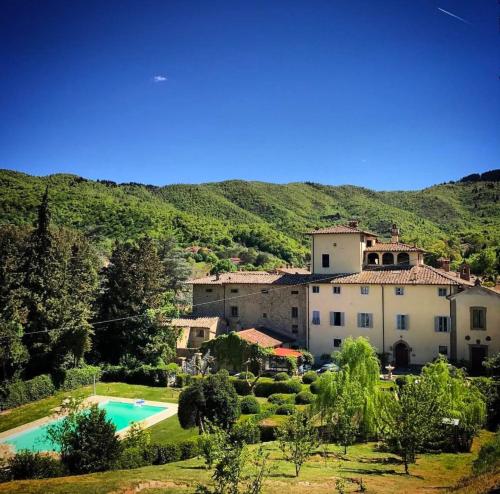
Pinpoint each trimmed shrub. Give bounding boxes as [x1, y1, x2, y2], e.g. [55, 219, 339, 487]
[395, 376, 408, 388]
[1, 375, 55, 409]
[240, 395, 261, 414]
[178, 439, 199, 460]
[115, 447, 150, 470]
[309, 380, 320, 394]
[302, 371, 318, 384]
[254, 379, 302, 397]
[230, 378, 252, 396]
[295, 391, 314, 405]
[149, 443, 181, 465]
[238, 371, 255, 380]
[274, 372, 290, 382]
[259, 423, 279, 442]
[101, 365, 128, 383]
[61, 366, 101, 391]
[268, 393, 295, 405]
[230, 420, 261, 445]
[275, 404, 297, 416]
[8, 451, 65, 480]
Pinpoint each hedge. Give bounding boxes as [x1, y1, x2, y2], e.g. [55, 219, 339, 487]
[149, 443, 181, 465]
[101, 365, 180, 387]
[1, 375, 55, 409]
[240, 395, 261, 414]
[273, 372, 290, 382]
[310, 380, 320, 394]
[60, 366, 101, 391]
[302, 371, 318, 384]
[7, 451, 66, 480]
[295, 391, 314, 404]
[268, 393, 295, 405]
[230, 378, 252, 396]
[275, 404, 296, 415]
[178, 439, 200, 460]
[254, 379, 303, 397]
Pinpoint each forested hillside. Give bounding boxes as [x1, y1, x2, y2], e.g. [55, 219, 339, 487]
[0, 169, 498, 276]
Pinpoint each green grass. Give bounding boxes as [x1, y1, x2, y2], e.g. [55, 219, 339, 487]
[0, 431, 494, 494]
[0, 383, 181, 434]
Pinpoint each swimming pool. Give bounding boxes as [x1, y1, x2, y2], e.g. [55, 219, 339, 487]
[0, 400, 168, 453]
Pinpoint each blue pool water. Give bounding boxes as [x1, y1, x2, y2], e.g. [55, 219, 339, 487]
[1, 400, 167, 453]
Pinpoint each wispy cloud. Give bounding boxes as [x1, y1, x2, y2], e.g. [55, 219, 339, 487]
[153, 75, 168, 82]
[437, 7, 471, 25]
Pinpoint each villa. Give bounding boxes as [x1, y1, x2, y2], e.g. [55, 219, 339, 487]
[188, 221, 499, 371]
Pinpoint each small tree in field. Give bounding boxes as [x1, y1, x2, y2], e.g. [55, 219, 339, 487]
[378, 378, 442, 474]
[277, 410, 319, 477]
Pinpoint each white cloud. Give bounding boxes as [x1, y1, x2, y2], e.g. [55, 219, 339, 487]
[153, 75, 168, 82]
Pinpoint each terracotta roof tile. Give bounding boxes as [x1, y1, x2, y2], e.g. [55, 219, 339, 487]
[189, 271, 315, 285]
[273, 348, 302, 358]
[305, 225, 378, 236]
[236, 328, 295, 348]
[171, 317, 220, 328]
[364, 242, 424, 252]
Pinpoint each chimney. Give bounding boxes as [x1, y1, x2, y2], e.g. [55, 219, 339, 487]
[438, 257, 450, 272]
[391, 223, 399, 243]
[348, 219, 359, 228]
[459, 262, 470, 282]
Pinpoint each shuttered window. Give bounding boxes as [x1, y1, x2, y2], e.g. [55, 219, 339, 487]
[434, 316, 450, 332]
[329, 311, 344, 327]
[357, 313, 373, 328]
[396, 314, 408, 330]
[312, 311, 320, 325]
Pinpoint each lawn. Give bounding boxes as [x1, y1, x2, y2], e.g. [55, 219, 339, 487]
[0, 383, 182, 434]
[0, 431, 494, 494]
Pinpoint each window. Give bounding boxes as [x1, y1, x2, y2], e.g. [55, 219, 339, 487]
[261, 289, 269, 294]
[206, 288, 213, 293]
[312, 286, 320, 293]
[329, 311, 344, 327]
[439, 345, 448, 355]
[291, 307, 298, 318]
[396, 314, 408, 330]
[230, 306, 239, 317]
[196, 329, 205, 338]
[360, 286, 369, 295]
[333, 286, 341, 294]
[312, 311, 320, 325]
[471, 307, 486, 330]
[333, 338, 342, 348]
[230, 288, 239, 293]
[322, 254, 330, 268]
[438, 288, 447, 297]
[366, 240, 373, 247]
[291, 324, 299, 334]
[395, 287, 404, 296]
[434, 316, 450, 332]
[291, 290, 299, 295]
[262, 312, 267, 318]
[358, 313, 373, 328]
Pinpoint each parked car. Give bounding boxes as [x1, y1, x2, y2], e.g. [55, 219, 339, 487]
[317, 363, 340, 374]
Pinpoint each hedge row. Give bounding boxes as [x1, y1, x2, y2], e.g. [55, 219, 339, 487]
[254, 379, 303, 397]
[101, 365, 180, 387]
[0, 366, 101, 410]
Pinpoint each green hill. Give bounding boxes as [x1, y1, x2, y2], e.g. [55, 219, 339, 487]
[0, 169, 498, 271]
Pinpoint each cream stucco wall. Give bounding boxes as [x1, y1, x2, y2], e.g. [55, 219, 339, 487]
[308, 282, 455, 365]
[312, 233, 363, 274]
[453, 288, 500, 362]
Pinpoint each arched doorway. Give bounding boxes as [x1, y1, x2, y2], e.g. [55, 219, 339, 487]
[367, 253, 379, 265]
[382, 253, 394, 265]
[394, 341, 410, 368]
[397, 252, 410, 265]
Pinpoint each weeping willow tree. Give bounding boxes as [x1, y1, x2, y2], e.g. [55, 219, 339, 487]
[420, 357, 486, 451]
[330, 337, 381, 437]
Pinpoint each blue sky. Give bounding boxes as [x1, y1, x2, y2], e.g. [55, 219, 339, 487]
[0, 0, 498, 190]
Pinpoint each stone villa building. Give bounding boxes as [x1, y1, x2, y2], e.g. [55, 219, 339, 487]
[188, 221, 499, 370]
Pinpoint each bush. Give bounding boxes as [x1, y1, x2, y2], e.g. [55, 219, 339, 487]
[274, 372, 290, 382]
[240, 395, 260, 414]
[238, 371, 255, 380]
[268, 393, 295, 405]
[101, 365, 128, 383]
[148, 443, 181, 465]
[302, 371, 318, 384]
[275, 404, 297, 415]
[178, 439, 200, 460]
[230, 419, 261, 445]
[259, 423, 279, 442]
[230, 378, 252, 396]
[395, 376, 408, 388]
[295, 391, 314, 405]
[61, 366, 101, 391]
[127, 365, 170, 387]
[115, 447, 150, 470]
[8, 451, 65, 480]
[254, 379, 302, 397]
[309, 381, 320, 394]
[1, 374, 55, 409]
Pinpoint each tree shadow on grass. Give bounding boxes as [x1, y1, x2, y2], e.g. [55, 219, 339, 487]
[177, 465, 207, 470]
[357, 456, 403, 465]
[267, 472, 297, 479]
[341, 467, 423, 479]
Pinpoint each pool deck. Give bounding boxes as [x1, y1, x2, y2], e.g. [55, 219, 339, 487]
[0, 395, 178, 456]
